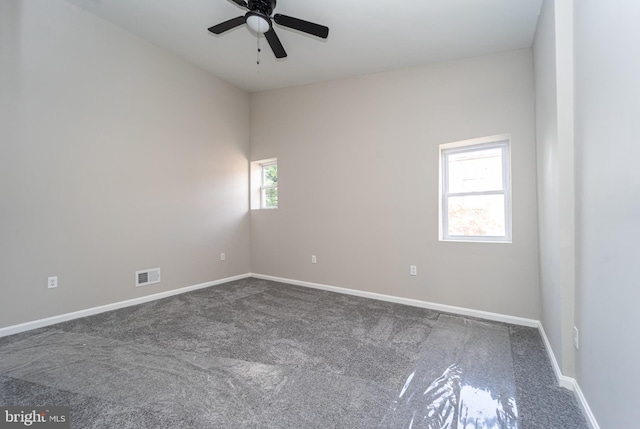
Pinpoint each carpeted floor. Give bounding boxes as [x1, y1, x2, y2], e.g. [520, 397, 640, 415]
[0, 278, 588, 428]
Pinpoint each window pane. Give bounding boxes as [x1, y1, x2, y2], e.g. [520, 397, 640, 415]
[447, 194, 505, 237]
[263, 187, 278, 209]
[447, 148, 503, 193]
[263, 164, 278, 186]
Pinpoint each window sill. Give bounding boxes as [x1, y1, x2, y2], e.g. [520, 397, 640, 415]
[440, 238, 512, 244]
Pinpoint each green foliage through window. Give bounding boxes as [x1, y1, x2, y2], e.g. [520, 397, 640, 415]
[261, 163, 278, 208]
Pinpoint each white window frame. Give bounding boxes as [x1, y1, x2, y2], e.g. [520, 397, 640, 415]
[250, 158, 277, 210]
[260, 160, 278, 209]
[439, 134, 512, 243]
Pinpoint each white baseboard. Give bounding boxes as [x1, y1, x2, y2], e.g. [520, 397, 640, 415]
[250, 273, 539, 327]
[537, 322, 600, 429]
[572, 380, 601, 429]
[537, 322, 575, 390]
[0, 273, 251, 338]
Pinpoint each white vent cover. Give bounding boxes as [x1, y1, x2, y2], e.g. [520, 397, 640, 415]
[136, 268, 161, 287]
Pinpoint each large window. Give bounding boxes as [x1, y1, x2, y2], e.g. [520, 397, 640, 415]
[440, 136, 511, 242]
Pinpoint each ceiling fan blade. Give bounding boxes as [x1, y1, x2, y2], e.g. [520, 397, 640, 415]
[273, 14, 329, 39]
[230, 0, 248, 8]
[264, 28, 287, 58]
[208, 16, 246, 34]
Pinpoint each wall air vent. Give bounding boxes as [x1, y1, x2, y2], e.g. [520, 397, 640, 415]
[136, 268, 161, 287]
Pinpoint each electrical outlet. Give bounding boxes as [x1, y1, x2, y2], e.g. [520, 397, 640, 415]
[573, 326, 579, 349]
[48, 276, 58, 289]
[311, 255, 317, 264]
[220, 253, 226, 261]
[410, 265, 417, 276]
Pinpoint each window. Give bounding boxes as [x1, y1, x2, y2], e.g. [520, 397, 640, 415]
[250, 158, 277, 210]
[260, 161, 278, 209]
[439, 135, 511, 242]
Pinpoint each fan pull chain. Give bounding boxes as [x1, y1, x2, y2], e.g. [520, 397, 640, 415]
[256, 34, 261, 65]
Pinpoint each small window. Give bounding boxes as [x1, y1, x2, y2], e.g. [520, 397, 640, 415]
[439, 135, 511, 242]
[251, 158, 278, 210]
[260, 161, 278, 209]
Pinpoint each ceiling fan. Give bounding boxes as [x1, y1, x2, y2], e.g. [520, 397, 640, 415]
[208, 0, 329, 59]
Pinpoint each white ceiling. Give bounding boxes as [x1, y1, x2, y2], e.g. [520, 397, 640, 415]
[66, 0, 543, 93]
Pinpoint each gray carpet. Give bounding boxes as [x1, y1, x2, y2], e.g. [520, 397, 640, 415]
[0, 278, 588, 428]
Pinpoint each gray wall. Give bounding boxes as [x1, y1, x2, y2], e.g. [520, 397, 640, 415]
[0, 0, 251, 329]
[533, 0, 577, 377]
[533, 0, 563, 368]
[574, 0, 640, 426]
[250, 49, 540, 319]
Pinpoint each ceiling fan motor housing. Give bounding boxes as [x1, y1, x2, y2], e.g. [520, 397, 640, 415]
[248, 0, 276, 16]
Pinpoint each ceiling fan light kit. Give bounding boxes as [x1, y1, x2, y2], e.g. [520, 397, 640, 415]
[208, 0, 329, 59]
[246, 13, 270, 34]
